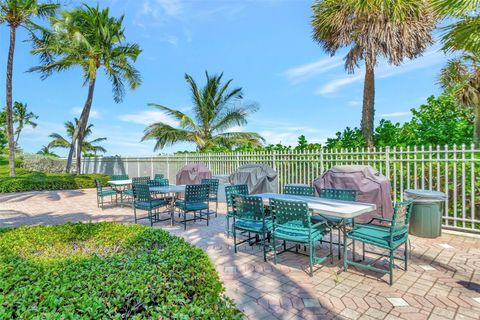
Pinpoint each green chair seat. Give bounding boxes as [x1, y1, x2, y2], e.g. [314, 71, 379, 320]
[135, 199, 167, 210]
[234, 218, 272, 233]
[175, 199, 208, 211]
[274, 224, 328, 243]
[122, 189, 134, 196]
[98, 189, 117, 197]
[347, 226, 408, 250]
[311, 215, 353, 225]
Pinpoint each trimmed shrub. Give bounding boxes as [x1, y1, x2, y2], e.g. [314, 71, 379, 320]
[0, 172, 109, 193]
[20, 154, 67, 173]
[0, 223, 241, 319]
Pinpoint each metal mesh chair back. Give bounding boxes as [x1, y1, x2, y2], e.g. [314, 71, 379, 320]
[225, 185, 249, 211]
[270, 198, 311, 229]
[148, 179, 169, 187]
[111, 174, 129, 181]
[319, 188, 356, 201]
[232, 194, 265, 221]
[284, 185, 315, 196]
[391, 200, 413, 233]
[132, 176, 149, 185]
[185, 184, 209, 203]
[133, 184, 151, 203]
[154, 173, 165, 180]
[94, 179, 102, 191]
[201, 178, 219, 197]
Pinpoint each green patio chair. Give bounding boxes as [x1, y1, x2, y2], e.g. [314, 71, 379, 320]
[132, 184, 170, 226]
[311, 188, 357, 259]
[110, 174, 129, 181]
[232, 194, 272, 261]
[343, 200, 413, 285]
[148, 179, 170, 198]
[123, 176, 150, 199]
[94, 179, 117, 208]
[283, 185, 315, 196]
[202, 178, 219, 217]
[225, 184, 249, 237]
[270, 198, 332, 276]
[175, 184, 210, 230]
[154, 173, 165, 180]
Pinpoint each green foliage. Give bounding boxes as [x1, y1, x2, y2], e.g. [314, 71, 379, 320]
[0, 223, 240, 319]
[325, 93, 474, 149]
[0, 172, 109, 193]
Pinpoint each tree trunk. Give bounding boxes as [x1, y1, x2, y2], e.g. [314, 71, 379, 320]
[5, 26, 17, 177]
[361, 62, 375, 148]
[65, 76, 97, 174]
[474, 103, 480, 148]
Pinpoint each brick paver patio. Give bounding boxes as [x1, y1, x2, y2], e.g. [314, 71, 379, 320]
[1, 189, 480, 319]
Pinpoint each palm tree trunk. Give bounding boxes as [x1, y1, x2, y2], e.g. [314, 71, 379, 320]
[65, 76, 97, 173]
[5, 26, 17, 177]
[474, 103, 480, 148]
[361, 62, 375, 148]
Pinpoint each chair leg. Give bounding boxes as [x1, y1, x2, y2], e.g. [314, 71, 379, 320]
[272, 233, 277, 264]
[133, 207, 137, 224]
[226, 216, 230, 237]
[343, 236, 348, 272]
[262, 233, 266, 262]
[404, 242, 408, 271]
[233, 225, 237, 253]
[215, 201, 218, 218]
[329, 230, 333, 264]
[362, 242, 366, 261]
[309, 243, 313, 277]
[206, 210, 209, 226]
[337, 228, 342, 260]
[149, 209, 153, 227]
[389, 249, 394, 286]
[183, 211, 187, 230]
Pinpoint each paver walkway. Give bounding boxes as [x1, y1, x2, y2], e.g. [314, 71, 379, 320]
[1, 189, 480, 319]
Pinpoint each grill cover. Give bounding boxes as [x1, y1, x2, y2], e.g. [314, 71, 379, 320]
[313, 165, 393, 223]
[175, 164, 212, 185]
[228, 164, 278, 194]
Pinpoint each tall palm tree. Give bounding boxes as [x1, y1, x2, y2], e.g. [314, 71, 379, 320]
[311, 0, 436, 147]
[142, 72, 264, 151]
[48, 118, 107, 155]
[12, 101, 38, 148]
[432, 0, 480, 54]
[30, 4, 141, 173]
[439, 54, 480, 146]
[0, 0, 58, 176]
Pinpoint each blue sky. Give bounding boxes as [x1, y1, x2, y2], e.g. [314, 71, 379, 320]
[0, 0, 447, 156]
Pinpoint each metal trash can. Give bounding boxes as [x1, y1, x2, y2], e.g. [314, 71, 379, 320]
[404, 189, 447, 238]
[212, 175, 230, 203]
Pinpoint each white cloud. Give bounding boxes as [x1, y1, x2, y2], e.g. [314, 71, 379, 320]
[316, 75, 362, 95]
[316, 47, 446, 95]
[118, 110, 178, 126]
[380, 111, 411, 118]
[284, 57, 343, 83]
[71, 107, 102, 120]
[348, 100, 360, 106]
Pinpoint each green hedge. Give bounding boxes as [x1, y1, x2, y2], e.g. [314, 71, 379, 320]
[0, 172, 110, 193]
[0, 223, 241, 319]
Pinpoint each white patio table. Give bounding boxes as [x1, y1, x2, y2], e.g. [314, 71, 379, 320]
[108, 179, 132, 206]
[254, 193, 376, 260]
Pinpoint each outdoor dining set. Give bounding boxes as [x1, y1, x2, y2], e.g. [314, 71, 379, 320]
[94, 164, 414, 285]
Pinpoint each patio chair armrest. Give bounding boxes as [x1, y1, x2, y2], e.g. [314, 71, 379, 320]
[312, 221, 329, 229]
[366, 216, 392, 225]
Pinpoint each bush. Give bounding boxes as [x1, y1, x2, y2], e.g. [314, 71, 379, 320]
[0, 172, 109, 193]
[0, 223, 241, 319]
[20, 154, 67, 173]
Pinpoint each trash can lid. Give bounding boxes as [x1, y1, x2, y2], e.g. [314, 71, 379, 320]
[404, 189, 447, 200]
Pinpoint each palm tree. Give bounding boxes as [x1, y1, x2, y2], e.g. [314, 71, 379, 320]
[311, 0, 436, 147]
[0, 0, 58, 176]
[48, 118, 107, 156]
[37, 145, 58, 157]
[12, 101, 38, 148]
[432, 0, 480, 54]
[142, 72, 264, 151]
[30, 4, 141, 173]
[438, 54, 480, 146]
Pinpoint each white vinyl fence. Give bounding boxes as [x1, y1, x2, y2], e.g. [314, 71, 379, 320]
[82, 145, 480, 233]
